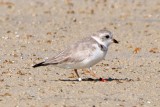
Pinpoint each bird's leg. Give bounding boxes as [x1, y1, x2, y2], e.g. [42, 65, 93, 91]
[74, 69, 82, 81]
[89, 67, 107, 82]
[88, 67, 99, 78]
[82, 69, 90, 74]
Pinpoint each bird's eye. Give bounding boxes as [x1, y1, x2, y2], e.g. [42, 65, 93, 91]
[105, 35, 110, 39]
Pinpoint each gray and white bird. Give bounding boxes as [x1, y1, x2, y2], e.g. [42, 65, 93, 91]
[33, 29, 119, 81]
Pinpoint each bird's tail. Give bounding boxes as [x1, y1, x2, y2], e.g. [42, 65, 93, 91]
[32, 62, 49, 68]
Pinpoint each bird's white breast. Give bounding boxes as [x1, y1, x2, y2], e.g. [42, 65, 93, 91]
[57, 43, 108, 69]
[81, 43, 107, 68]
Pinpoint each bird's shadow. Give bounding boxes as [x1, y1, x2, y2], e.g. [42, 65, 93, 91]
[58, 77, 133, 82]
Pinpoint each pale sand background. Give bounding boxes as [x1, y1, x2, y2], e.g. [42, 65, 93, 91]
[0, 0, 160, 107]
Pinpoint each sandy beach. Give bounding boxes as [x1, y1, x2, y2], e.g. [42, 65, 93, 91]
[0, 0, 160, 107]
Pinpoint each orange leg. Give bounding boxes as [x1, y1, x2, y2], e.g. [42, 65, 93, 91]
[84, 67, 99, 78]
[74, 69, 82, 81]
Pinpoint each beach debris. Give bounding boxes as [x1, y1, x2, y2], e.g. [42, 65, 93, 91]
[149, 48, 158, 53]
[133, 47, 141, 54]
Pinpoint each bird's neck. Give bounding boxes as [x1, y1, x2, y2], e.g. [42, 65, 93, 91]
[91, 36, 107, 48]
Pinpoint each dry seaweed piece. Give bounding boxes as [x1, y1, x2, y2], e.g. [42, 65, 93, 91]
[0, 93, 12, 97]
[149, 48, 158, 53]
[16, 70, 26, 75]
[3, 60, 14, 64]
[68, 73, 76, 78]
[46, 40, 52, 44]
[133, 47, 141, 54]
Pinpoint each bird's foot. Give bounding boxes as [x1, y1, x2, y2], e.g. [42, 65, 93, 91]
[99, 78, 108, 82]
[78, 78, 82, 81]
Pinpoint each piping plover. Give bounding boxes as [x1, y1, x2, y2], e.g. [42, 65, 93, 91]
[33, 29, 119, 81]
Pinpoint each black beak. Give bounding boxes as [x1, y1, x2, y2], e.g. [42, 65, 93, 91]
[113, 39, 119, 44]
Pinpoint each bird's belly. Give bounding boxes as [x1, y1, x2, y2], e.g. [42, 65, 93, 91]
[57, 53, 105, 69]
[57, 62, 89, 69]
[57, 48, 107, 69]
[82, 51, 106, 68]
